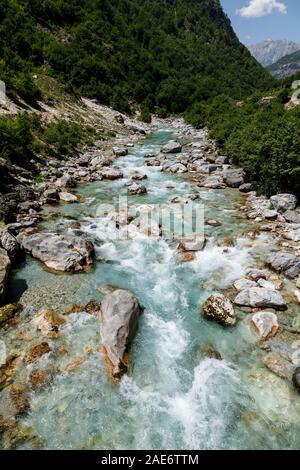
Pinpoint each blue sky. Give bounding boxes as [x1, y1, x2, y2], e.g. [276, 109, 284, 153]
[220, 0, 300, 45]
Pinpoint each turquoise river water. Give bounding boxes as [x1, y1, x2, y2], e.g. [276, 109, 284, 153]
[3, 126, 300, 450]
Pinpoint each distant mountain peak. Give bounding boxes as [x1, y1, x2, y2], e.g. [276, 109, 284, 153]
[249, 40, 300, 67]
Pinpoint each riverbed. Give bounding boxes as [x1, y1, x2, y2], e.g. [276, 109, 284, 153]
[2, 124, 300, 450]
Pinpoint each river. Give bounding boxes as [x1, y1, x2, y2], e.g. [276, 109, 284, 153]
[2, 124, 300, 450]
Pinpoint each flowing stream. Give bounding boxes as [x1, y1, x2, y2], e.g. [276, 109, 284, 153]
[3, 125, 300, 450]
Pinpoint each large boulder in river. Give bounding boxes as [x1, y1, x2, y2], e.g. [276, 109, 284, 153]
[161, 141, 182, 154]
[20, 233, 94, 272]
[270, 194, 297, 213]
[267, 252, 300, 279]
[202, 293, 236, 326]
[0, 248, 10, 305]
[100, 289, 144, 378]
[234, 287, 287, 310]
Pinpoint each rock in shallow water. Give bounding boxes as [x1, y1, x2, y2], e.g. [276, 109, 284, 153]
[35, 309, 66, 335]
[161, 141, 182, 154]
[20, 233, 95, 272]
[127, 182, 147, 195]
[100, 289, 144, 378]
[251, 312, 279, 340]
[264, 353, 293, 381]
[202, 293, 236, 326]
[234, 287, 287, 310]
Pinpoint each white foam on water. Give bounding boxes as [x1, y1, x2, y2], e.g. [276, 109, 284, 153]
[190, 239, 251, 288]
[146, 313, 189, 362]
[169, 358, 240, 449]
[120, 358, 240, 450]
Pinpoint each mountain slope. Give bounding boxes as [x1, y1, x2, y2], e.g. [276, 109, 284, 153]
[0, 0, 273, 113]
[267, 50, 300, 78]
[249, 40, 300, 67]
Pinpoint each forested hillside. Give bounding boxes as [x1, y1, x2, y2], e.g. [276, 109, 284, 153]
[0, 0, 273, 114]
[187, 73, 300, 199]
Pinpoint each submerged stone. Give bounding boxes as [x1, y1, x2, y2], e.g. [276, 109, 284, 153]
[25, 342, 52, 364]
[35, 309, 66, 335]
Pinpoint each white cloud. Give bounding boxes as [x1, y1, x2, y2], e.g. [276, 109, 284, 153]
[237, 0, 287, 18]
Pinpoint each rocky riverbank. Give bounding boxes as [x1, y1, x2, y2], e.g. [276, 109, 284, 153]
[0, 110, 300, 449]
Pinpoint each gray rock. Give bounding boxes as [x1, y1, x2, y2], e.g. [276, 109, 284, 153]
[0, 248, 10, 304]
[161, 141, 182, 154]
[264, 353, 293, 381]
[263, 209, 278, 220]
[55, 175, 77, 188]
[270, 194, 297, 213]
[267, 252, 300, 279]
[239, 183, 256, 193]
[0, 229, 19, 260]
[178, 235, 206, 252]
[113, 147, 128, 157]
[100, 167, 124, 180]
[223, 168, 245, 188]
[202, 293, 236, 326]
[130, 171, 147, 181]
[284, 225, 300, 242]
[215, 156, 229, 165]
[251, 312, 279, 340]
[127, 182, 147, 195]
[234, 279, 257, 291]
[167, 163, 188, 174]
[234, 287, 287, 310]
[200, 175, 226, 189]
[59, 192, 79, 203]
[246, 268, 267, 281]
[283, 210, 300, 224]
[44, 188, 59, 204]
[20, 232, 94, 272]
[100, 289, 143, 378]
[77, 155, 90, 167]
